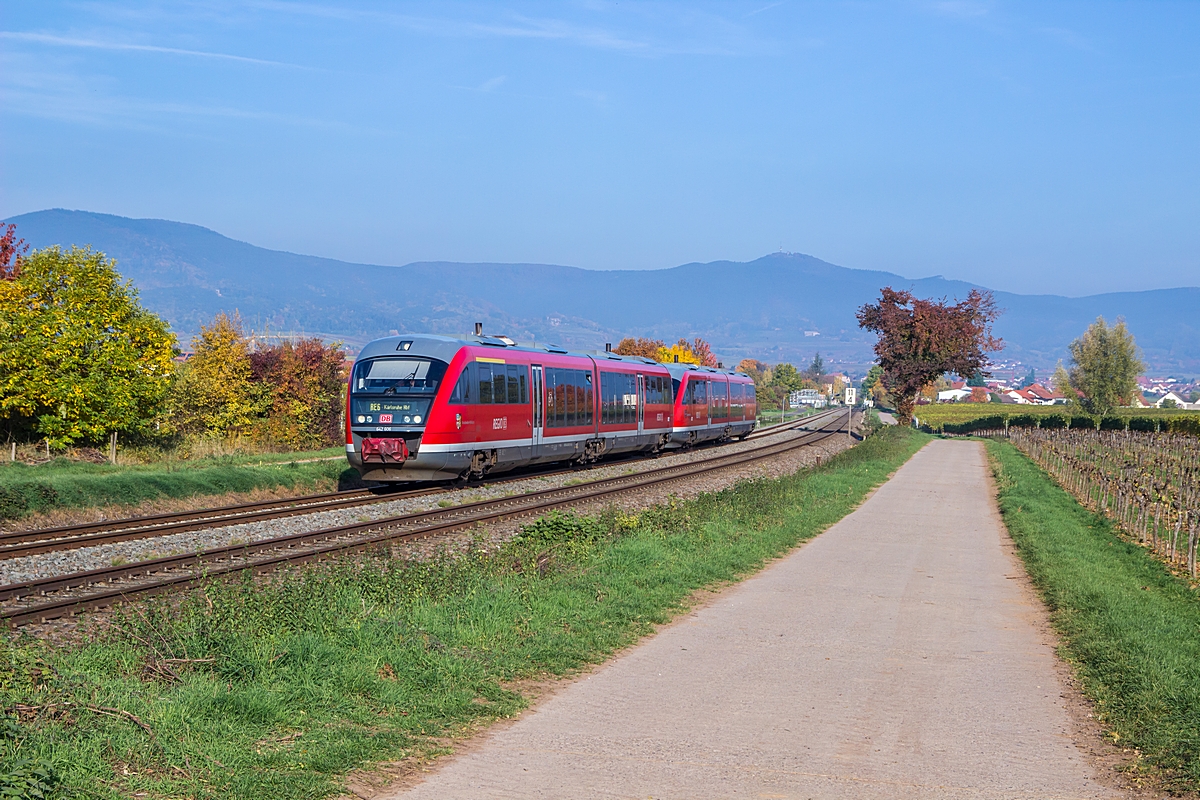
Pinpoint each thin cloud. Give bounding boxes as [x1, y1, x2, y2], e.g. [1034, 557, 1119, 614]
[746, 2, 786, 18]
[252, 2, 754, 57]
[479, 75, 507, 92]
[0, 31, 307, 68]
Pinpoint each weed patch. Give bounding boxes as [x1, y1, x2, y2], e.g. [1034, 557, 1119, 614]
[1, 428, 927, 799]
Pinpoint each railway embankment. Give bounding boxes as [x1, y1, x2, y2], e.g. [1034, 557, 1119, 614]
[0, 448, 351, 530]
[988, 439, 1200, 794]
[0, 426, 922, 800]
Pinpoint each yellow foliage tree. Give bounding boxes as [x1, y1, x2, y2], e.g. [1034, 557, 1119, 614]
[656, 342, 701, 365]
[170, 313, 266, 436]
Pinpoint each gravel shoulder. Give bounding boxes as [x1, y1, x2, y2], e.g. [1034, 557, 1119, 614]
[0, 423, 848, 586]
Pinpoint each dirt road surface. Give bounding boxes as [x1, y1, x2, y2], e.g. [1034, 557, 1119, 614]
[385, 440, 1117, 799]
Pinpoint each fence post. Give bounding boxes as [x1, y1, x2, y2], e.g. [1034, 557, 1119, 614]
[109, 430, 118, 465]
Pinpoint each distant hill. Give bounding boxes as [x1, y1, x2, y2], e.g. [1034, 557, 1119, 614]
[6, 209, 1199, 374]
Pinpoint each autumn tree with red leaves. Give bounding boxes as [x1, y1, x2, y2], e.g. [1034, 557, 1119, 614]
[856, 288, 1002, 423]
[0, 224, 28, 280]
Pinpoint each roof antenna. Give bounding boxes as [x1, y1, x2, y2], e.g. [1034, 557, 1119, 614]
[474, 322, 483, 336]
[605, 342, 612, 352]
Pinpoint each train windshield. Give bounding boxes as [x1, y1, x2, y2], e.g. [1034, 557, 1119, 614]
[353, 357, 448, 395]
[350, 357, 449, 428]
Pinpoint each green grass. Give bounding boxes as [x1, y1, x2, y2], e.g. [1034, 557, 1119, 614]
[987, 440, 1200, 790]
[0, 448, 353, 520]
[0, 427, 928, 799]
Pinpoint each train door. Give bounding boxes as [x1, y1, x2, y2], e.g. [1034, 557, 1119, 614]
[636, 373, 645, 434]
[531, 365, 544, 457]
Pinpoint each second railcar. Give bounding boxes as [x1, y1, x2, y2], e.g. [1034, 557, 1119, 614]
[665, 364, 758, 447]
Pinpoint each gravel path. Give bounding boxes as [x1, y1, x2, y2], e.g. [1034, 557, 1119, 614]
[385, 440, 1122, 800]
[0, 421, 849, 586]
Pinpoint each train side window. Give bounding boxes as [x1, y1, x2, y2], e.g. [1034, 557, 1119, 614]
[450, 366, 472, 403]
[519, 368, 528, 403]
[491, 368, 506, 405]
[566, 370, 578, 426]
[712, 381, 728, 420]
[505, 365, 521, 404]
[478, 364, 493, 404]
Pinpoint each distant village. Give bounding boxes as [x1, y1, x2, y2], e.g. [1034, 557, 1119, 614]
[928, 371, 1200, 410]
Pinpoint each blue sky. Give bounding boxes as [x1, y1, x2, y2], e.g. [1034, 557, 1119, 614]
[1, 1, 1197, 296]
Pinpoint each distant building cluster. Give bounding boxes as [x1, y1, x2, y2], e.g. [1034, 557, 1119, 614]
[927, 372, 1200, 409]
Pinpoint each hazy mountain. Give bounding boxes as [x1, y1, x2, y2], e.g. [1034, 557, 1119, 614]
[6, 209, 1199, 374]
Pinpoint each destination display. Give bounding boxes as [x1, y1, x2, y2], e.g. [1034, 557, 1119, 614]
[350, 398, 432, 426]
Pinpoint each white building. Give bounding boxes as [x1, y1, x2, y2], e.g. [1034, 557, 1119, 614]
[790, 389, 827, 408]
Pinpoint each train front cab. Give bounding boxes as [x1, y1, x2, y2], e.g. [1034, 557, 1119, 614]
[666, 365, 758, 448]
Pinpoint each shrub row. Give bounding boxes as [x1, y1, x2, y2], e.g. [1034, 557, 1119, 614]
[928, 413, 1200, 436]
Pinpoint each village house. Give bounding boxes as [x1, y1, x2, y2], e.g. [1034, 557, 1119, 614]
[1003, 383, 1067, 405]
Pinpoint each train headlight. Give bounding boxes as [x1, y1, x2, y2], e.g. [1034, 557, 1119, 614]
[403, 415, 411, 423]
[366, 415, 373, 423]
[414, 415, 422, 423]
[356, 415, 365, 423]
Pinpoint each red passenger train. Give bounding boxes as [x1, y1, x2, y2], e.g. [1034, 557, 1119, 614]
[345, 332, 757, 482]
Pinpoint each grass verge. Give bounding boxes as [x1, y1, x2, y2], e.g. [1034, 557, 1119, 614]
[0, 448, 352, 520]
[987, 440, 1200, 791]
[0, 427, 928, 799]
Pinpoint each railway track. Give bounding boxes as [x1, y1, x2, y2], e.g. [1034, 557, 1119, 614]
[0, 413, 831, 561]
[0, 409, 854, 626]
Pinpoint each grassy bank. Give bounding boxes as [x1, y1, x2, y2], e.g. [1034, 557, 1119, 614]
[987, 440, 1200, 790]
[0, 448, 352, 520]
[0, 427, 928, 799]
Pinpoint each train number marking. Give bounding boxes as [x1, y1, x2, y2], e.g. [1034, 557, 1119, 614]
[492, 417, 508, 430]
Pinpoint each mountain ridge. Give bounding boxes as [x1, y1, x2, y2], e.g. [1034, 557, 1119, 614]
[6, 209, 1198, 373]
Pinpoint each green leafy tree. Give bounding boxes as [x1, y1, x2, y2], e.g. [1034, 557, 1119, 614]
[771, 363, 805, 392]
[1051, 360, 1074, 403]
[170, 313, 266, 436]
[1067, 317, 1144, 415]
[805, 352, 825, 382]
[0, 246, 176, 446]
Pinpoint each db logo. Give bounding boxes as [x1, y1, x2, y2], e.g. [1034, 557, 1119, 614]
[379, 414, 393, 424]
[492, 417, 508, 430]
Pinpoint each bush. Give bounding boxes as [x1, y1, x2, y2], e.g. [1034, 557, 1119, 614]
[1127, 416, 1159, 433]
[1069, 415, 1096, 430]
[1040, 413, 1068, 429]
[0, 482, 59, 519]
[1168, 416, 1200, 436]
[1099, 415, 1126, 431]
[1008, 414, 1040, 429]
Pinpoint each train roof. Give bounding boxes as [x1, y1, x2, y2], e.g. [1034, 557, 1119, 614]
[355, 332, 725, 372]
[355, 333, 749, 377]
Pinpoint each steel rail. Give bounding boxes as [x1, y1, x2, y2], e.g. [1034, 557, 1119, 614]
[0, 413, 826, 559]
[0, 411, 853, 626]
